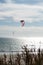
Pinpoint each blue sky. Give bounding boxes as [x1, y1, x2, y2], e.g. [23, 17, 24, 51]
[0, 0, 43, 37]
[0, 0, 43, 4]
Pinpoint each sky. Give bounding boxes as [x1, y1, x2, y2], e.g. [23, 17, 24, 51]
[0, 0, 43, 37]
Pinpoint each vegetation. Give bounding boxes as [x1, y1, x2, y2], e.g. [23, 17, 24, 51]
[0, 45, 43, 65]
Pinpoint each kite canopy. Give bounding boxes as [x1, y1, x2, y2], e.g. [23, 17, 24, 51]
[20, 20, 24, 22]
[20, 20, 25, 27]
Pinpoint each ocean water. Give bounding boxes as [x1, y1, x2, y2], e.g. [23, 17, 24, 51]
[0, 38, 23, 51]
[0, 37, 28, 54]
[0, 37, 43, 54]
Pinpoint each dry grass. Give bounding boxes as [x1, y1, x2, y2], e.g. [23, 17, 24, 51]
[0, 46, 43, 65]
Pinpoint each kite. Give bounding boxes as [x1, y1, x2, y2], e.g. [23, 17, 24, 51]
[20, 20, 25, 27]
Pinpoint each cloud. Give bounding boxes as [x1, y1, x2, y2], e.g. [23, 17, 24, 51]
[0, 26, 43, 37]
[15, 0, 43, 5]
[0, 0, 43, 48]
[0, 0, 15, 3]
[0, 3, 43, 24]
[5, 0, 12, 3]
[0, 0, 43, 5]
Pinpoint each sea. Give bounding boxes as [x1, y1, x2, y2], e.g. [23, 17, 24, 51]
[0, 37, 27, 54]
[0, 37, 43, 54]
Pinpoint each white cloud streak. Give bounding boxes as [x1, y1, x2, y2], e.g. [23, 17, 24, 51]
[0, 3, 43, 22]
